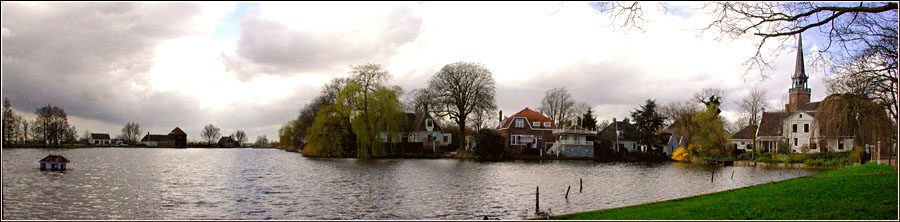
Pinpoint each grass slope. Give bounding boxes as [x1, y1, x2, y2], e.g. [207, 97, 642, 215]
[553, 163, 898, 220]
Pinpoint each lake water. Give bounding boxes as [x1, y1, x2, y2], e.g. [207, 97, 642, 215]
[1, 148, 820, 220]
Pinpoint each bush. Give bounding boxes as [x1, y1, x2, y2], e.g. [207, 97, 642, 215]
[757, 157, 775, 163]
[474, 129, 506, 161]
[789, 154, 807, 163]
[737, 153, 751, 160]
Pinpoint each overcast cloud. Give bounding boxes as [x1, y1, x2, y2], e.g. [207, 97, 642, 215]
[1, 2, 832, 141]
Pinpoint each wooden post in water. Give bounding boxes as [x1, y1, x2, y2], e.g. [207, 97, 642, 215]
[579, 178, 583, 193]
[710, 170, 714, 183]
[731, 170, 734, 179]
[565, 185, 571, 199]
[535, 186, 540, 214]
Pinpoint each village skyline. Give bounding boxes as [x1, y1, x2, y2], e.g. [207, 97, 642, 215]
[1, 2, 837, 142]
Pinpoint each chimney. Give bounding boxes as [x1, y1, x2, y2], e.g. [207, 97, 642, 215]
[499, 110, 503, 124]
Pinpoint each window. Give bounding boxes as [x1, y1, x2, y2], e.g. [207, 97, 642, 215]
[443, 135, 448, 143]
[426, 119, 433, 127]
[533, 121, 540, 127]
[838, 140, 844, 150]
[515, 119, 524, 128]
[804, 124, 809, 133]
[512, 135, 520, 145]
[544, 122, 551, 127]
[792, 124, 797, 133]
[538, 136, 542, 140]
[741, 141, 745, 145]
[794, 138, 798, 146]
[617, 131, 623, 138]
[799, 114, 802, 118]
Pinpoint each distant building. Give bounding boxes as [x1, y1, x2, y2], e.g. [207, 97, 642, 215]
[89, 133, 111, 145]
[731, 125, 757, 151]
[498, 108, 557, 154]
[597, 118, 639, 152]
[140, 127, 186, 147]
[218, 136, 240, 148]
[755, 36, 854, 153]
[380, 112, 452, 153]
[664, 135, 684, 157]
[547, 125, 596, 157]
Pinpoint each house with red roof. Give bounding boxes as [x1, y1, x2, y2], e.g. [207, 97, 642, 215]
[498, 107, 557, 154]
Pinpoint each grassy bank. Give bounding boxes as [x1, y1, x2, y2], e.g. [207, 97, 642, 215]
[553, 162, 898, 220]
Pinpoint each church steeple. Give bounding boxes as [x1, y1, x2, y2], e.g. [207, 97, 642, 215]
[786, 33, 811, 112]
[792, 33, 808, 90]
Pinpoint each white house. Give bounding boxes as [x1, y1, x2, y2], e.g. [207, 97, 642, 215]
[731, 125, 756, 151]
[380, 112, 452, 152]
[548, 125, 596, 157]
[755, 35, 855, 153]
[89, 133, 111, 145]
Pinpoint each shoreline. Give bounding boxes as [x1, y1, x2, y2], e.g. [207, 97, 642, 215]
[548, 162, 898, 220]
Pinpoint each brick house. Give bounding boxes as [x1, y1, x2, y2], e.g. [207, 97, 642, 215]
[498, 108, 556, 155]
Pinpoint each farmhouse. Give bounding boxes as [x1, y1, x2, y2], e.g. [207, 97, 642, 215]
[89, 133, 111, 145]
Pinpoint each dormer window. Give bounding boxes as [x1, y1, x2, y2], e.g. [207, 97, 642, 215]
[515, 119, 524, 128]
[533, 121, 540, 127]
[426, 119, 433, 127]
[544, 122, 550, 127]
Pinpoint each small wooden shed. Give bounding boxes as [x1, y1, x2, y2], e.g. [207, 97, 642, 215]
[39, 154, 71, 171]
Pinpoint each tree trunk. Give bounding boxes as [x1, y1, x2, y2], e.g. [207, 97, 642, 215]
[458, 120, 466, 151]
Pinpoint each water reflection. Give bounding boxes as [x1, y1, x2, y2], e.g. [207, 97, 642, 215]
[2, 148, 820, 220]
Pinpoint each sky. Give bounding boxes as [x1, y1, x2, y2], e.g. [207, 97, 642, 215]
[1, 2, 835, 142]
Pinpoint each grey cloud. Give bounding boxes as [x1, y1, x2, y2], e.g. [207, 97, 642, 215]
[1, 2, 206, 125]
[231, 4, 423, 79]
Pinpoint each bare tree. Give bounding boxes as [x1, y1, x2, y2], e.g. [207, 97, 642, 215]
[427, 62, 498, 151]
[827, 52, 898, 124]
[201, 124, 220, 144]
[736, 87, 768, 127]
[693, 88, 724, 105]
[120, 122, 142, 144]
[233, 130, 247, 145]
[538, 87, 576, 127]
[255, 135, 269, 146]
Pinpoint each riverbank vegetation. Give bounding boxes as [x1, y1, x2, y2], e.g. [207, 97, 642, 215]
[553, 162, 898, 220]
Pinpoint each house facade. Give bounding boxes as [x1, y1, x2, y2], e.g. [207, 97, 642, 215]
[380, 112, 453, 153]
[140, 127, 186, 147]
[89, 133, 111, 145]
[498, 108, 556, 154]
[547, 125, 596, 157]
[218, 136, 240, 147]
[731, 125, 756, 151]
[754, 36, 854, 153]
[597, 118, 639, 152]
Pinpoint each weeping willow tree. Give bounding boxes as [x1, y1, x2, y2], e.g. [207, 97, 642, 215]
[305, 63, 407, 158]
[815, 93, 894, 151]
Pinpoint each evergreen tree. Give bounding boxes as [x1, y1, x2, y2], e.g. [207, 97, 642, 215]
[577, 107, 599, 130]
[630, 99, 666, 150]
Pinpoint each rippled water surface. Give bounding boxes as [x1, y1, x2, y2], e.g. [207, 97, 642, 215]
[2, 148, 820, 220]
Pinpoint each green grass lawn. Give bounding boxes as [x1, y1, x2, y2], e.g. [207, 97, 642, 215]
[553, 163, 898, 220]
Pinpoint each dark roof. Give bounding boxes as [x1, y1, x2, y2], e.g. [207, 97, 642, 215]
[141, 134, 174, 142]
[733, 125, 758, 140]
[800, 101, 820, 114]
[598, 120, 639, 141]
[169, 127, 186, 135]
[402, 112, 444, 132]
[793, 33, 807, 79]
[218, 136, 236, 144]
[39, 154, 70, 163]
[499, 108, 556, 129]
[90, 133, 110, 140]
[757, 112, 788, 137]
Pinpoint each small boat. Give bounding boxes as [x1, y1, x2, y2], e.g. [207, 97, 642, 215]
[39, 154, 70, 171]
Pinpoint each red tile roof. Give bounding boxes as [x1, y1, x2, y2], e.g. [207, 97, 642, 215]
[499, 108, 556, 129]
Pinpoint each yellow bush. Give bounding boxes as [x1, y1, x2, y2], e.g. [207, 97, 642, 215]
[672, 147, 691, 162]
